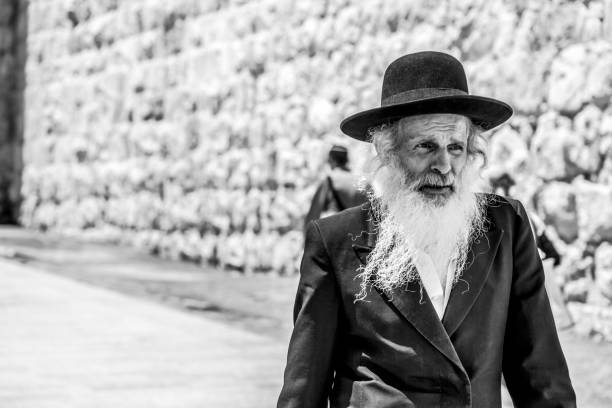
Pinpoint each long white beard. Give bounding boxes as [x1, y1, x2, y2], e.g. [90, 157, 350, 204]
[356, 160, 488, 300]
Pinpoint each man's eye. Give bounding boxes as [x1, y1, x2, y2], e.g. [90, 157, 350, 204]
[449, 144, 464, 152]
[416, 143, 435, 151]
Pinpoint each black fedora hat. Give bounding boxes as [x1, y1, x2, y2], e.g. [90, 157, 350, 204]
[340, 51, 513, 141]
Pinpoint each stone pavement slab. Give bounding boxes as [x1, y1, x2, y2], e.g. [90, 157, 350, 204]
[0, 259, 286, 408]
[0, 225, 299, 342]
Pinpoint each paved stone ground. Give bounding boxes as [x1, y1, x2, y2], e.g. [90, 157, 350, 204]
[0, 259, 286, 408]
[0, 226, 298, 342]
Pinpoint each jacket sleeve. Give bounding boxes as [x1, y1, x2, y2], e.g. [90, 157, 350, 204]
[277, 221, 340, 408]
[502, 201, 576, 407]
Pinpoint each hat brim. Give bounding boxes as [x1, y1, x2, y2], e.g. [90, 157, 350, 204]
[340, 95, 513, 141]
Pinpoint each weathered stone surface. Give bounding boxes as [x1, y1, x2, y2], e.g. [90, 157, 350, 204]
[470, 49, 552, 115]
[575, 180, 612, 244]
[575, 104, 603, 143]
[537, 182, 579, 243]
[530, 112, 576, 180]
[16, 0, 612, 286]
[604, 0, 612, 41]
[595, 242, 612, 300]
[548, 45, 590, 114]
[488, 126, 530, 176]
[585, 42, 612, 108]
[568, 302, 612, 341]
[565, 277, 592, 303]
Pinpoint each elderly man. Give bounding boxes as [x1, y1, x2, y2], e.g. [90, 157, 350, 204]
[277, 52, 576, 408]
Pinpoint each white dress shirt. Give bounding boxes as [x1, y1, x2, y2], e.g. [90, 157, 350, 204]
[412, 250, 455, 320]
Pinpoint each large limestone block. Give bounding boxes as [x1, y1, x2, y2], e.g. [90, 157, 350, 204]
[559, 244, 593, 282]
[157, 229, 202, 261]
[53, 136, 91, 163]
[216, 233, 247, 270]
[86, 11, 118, 49]
[308, 97, 339, 136]
[66, 197, 104, 229]
[95, 160, 124, 197]
[597, 139, 612, 184]
[574, 179, 612, 244]
[564, 277, 592, 303]
[29, 0, 71, 33]
[198, 232, 218, 264]
[135, 0, 168, 32]
[163, 191, 202, 231]
[69, 163, 98, 199]
[113, 4, 142, 38]
[574, 104, 603, 143]
[471, 49, 553, 115]
[536, 182, 578, 243]
[530, 111, 597, 180]
[128, 229, 161, 254]
[595, 242, 612, 300]
[239, 148, 274, 189]
[520, 1, 589, 50]
[458, 1, 518, 60]
[578, 1, 604, 41]
[30, 202, 59, 229]
[487, 126, 529, 176]
[33, 164, 59, 202]
[42, 104, 70, 136]
[605, 0, 612, 41]
[547, 45, 589, 114]
[271, 230, 302, 274]
[124, 192, 165, 230]
[225, 191, 260, 233]
[506, 115, 535, 144]
[567, 301, 612, 341]
[584, 46, 612, 109]
[548, 42, 612, 114]
[234, 230, 302, 274]
[222, 149, 252, 190]
[201, 153, 230, 188]
[18, 195, 38, 227]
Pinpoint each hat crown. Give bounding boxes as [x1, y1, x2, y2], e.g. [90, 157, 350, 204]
[381, 52, 469, 105]
[339, 50, 513, 141]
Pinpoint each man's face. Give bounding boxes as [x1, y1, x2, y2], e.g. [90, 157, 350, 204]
[359, 114, 485, 299]
[394, 114, 469, 204]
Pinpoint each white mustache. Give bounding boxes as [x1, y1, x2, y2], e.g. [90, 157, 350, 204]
[411, 173, 455, 189]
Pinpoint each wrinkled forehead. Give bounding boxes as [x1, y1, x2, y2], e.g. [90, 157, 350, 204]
[397, 114, 471, 141]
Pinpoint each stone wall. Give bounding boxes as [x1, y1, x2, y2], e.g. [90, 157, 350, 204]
[19, 0, 612, 333]
[0, 0, 26, 224]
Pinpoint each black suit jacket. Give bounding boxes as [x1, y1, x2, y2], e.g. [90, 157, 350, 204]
[278, 194, 576, 408]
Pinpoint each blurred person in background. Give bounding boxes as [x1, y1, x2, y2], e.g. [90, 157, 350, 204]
[303, 145, 369, 232]
[489, 171, 573, 329]
[278, 51, 575, 408]
[489, 171, 562, 267]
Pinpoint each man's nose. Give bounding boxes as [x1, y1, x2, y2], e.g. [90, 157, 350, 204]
[430, 150, 452, 175]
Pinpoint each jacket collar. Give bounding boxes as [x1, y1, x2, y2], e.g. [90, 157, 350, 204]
[351, 204, 503, 369]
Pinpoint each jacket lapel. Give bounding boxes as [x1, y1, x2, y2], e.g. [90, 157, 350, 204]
[377, 281, 464, 368]
[442, 226, 503, 337]
[351, 208, 503, 368]
[352, 221, 463, 368]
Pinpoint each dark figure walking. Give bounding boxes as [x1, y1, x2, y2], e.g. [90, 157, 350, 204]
[303, 145, 368, 231]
